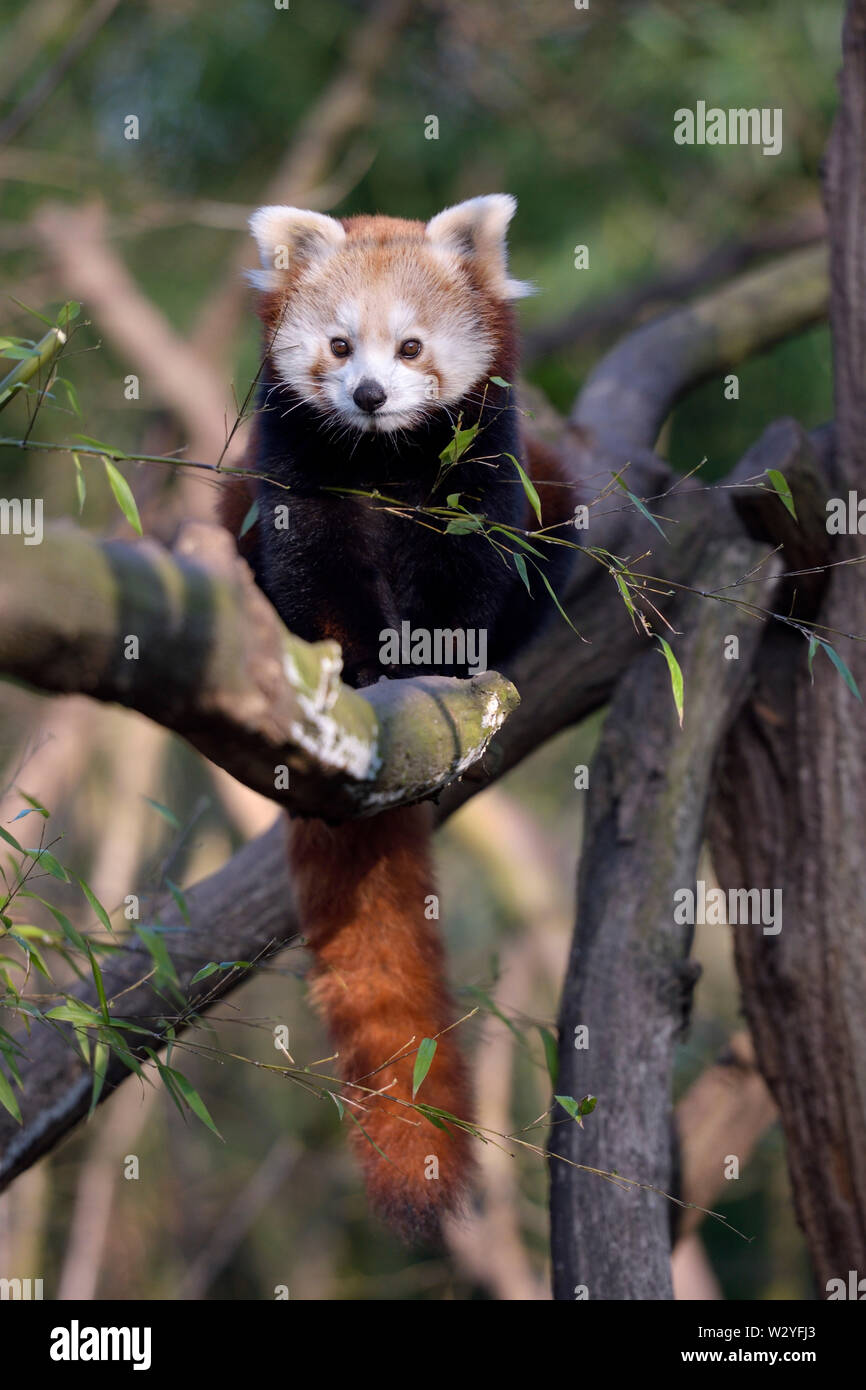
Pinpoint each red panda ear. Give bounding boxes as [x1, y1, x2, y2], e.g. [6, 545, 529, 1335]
[247, 206, 346, 289]
[425, 194, 533, 300]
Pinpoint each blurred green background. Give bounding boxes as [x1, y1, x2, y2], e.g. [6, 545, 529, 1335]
[0, 0, 840, 1299]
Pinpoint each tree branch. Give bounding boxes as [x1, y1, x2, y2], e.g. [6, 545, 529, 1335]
[549, 529, 781, 1301]
[573, 244, 828, 451]
[0, 520, 518, 819]
[524, 208, 826, 366]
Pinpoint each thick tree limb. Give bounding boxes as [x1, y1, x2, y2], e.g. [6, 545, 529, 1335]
[549, 529, 781, 1300]
[573, 244, 828, 450]
[0, 521, 518, 820]
[524, 209, 826, 366]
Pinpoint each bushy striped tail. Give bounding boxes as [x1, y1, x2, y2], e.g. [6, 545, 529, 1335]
[287, 804, 475, 1241]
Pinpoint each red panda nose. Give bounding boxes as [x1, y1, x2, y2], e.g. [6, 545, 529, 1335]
[353, 379, 387, 413]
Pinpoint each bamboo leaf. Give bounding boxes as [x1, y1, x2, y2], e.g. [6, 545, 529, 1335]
[0, 1067, 21, 1124]
[412, 1037, 437, 1099]
[612, 470, 667, 539]
[190, 962, 220, 985]
[167, 1066, 223, 1139]
[513, 551, 532, 594]
[103, 459, 143, 535]
[165, 878, 190, 925]
[89, 1039, 110, 1115]
[14, 791, 49, 818]
[87, 943, 110, 1022]
[72, 452, 86, 513]
[75, 433, 126, 457]
[766, 468, 798, 521]
[0, 826, 24, 854]
[505, 452, 542, 526]
[25, 848, 68, 881]
[538, 1025, 559, 1086]
[239, 498, 259, 538]
[76, 874, 113, 934]
[445, 515, 482, 534]
[536, 565, 581, 635]
[439, 421, 479, 466]
[655, 635, 684, 727]
[142, 797, 180, 830]
[817, 639, 862, 702]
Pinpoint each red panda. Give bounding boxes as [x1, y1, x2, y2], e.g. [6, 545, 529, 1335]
[219, 195, 576, 1241]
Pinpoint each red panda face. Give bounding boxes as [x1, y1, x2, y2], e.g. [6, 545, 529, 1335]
[249, 196, 531, 434]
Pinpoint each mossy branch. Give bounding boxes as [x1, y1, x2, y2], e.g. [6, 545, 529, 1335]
[0, 520, 518, 819]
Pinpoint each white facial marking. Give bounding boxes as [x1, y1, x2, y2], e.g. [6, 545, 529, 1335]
[268, 253, 497, 433]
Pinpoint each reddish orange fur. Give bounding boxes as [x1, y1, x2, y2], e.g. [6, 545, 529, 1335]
[287, 805, 475, 1241]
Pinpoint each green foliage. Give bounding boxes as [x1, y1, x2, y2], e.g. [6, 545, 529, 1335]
[0, 792, 228, 1140]
[656, 635, 685, 727]
[411, 1037, 437, 1099]
[766, 467, 798, 521]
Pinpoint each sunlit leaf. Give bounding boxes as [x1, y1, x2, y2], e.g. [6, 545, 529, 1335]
[75, 433, 126, 457]
[73, 453, 86, 513]
[87, 944, 110, 1021]
[190, 962, 219, 985]
[439, 420, 479, 466]
[412, 1037, 437, 1099]
[766, 468, 797, 521]
[655, 635, 684, 727]
[0, 1067, 21, 1124]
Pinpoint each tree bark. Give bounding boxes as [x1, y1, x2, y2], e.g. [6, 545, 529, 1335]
[706, 0, 866, 1293]
[550, 529, 780, 1300]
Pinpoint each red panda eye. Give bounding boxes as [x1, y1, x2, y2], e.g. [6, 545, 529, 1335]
[330, 338, 351, 358]
[399, 339, 422, 359]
